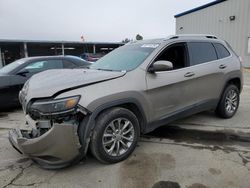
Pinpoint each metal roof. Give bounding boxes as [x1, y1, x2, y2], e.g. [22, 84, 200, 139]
[175, 0, 227, 18]
[0, 39, 124, 45]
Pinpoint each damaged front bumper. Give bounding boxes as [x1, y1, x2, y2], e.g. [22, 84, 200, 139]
[9, 115, 84, 169]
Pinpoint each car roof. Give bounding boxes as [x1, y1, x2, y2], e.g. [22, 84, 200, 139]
[19, 55, 84, 62]
[127, 34, 225, 45]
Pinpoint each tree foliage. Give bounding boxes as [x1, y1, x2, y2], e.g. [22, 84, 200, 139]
[136, 34, 143, 40]
[122, 38, 132, 43]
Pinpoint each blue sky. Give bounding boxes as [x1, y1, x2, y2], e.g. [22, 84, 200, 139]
[0, 0, 212, 42]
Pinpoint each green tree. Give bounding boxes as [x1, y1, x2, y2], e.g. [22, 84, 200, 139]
[136, 34, 143, 40]
[122, 38, 131, 43]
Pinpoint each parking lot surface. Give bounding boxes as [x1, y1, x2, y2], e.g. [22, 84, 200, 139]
[0, 70, 250, 188]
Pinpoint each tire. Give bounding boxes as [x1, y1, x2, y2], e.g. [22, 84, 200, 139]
[216, 84, 240, 119]
[90, 107, 140, 163]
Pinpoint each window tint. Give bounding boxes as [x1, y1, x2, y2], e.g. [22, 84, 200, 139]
[188, 42, 217, 66]
[63, 60, 77, 68]
[155, 43, 188, 70]
[45, 60, 63, 69]
[24, 60, 63, 73]
[214, 43, 230, 59]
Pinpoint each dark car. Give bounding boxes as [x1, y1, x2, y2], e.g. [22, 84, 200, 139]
[80, 53, 103, 62]
[0, 55, 90, 109]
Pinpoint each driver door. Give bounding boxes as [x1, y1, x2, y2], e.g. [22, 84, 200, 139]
[145, 42, 197, 122]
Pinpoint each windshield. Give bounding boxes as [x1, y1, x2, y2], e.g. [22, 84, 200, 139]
[90, 43, 159, 71]
[0, 59, 26, 74]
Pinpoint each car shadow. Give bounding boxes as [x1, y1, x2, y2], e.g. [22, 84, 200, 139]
[0, 107, 22, 117]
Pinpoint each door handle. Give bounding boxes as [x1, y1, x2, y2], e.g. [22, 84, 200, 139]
[184, 72, 195, 77]
[219, 64, 227, 69]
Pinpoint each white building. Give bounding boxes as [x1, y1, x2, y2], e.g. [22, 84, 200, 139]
[175, 0, 250, 67]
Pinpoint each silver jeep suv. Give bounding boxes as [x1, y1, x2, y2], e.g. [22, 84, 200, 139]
[9, 35, 243, 169]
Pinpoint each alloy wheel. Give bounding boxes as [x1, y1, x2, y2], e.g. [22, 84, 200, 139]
[102, 118, 135, 157]
[225, 89, 238, 114]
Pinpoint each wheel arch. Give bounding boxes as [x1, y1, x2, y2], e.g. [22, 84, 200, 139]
[220, 77, 242, 98]
[90, 98, 148, 133]
[78, 98, 148, 155]
[226, 77, 241, 92]
[217, 76, 241, 108]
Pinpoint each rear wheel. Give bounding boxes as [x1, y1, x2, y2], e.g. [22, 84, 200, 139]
[90, 107, 139, 163]
[216, 84, 240, 118]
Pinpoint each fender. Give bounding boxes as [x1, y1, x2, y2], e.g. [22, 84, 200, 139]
[78, 98, 148, 154]
[220, 75, 242, 98]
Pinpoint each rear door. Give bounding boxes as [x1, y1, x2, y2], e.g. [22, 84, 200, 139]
[0, 75, 17, 107]
[186, 42, 225, 105]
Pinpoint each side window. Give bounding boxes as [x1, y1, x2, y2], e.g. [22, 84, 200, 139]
[154, 43, 188, 70]
[213, 43, 230, 59]
[24, 60, 63, 73]
[24, 61, 46, 73]
[63, 60, 77, 68]
[188, 42, 217, 66]
[45, 60, 63, 69]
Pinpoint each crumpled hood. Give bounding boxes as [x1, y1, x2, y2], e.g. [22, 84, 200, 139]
[22, 69, 126, 101]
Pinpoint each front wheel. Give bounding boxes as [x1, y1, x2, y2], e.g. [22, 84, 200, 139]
[90, 107, 140, 163]
[216, 84, 240, 118]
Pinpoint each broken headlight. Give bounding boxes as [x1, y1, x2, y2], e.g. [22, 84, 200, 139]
[30, 96, 80, 115]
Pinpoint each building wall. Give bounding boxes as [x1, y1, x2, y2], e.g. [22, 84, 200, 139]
[176, 0, 250, 67]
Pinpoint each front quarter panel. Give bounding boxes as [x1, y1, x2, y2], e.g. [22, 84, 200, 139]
[56, 69, 151, 122]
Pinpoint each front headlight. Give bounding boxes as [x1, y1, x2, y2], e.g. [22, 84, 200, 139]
[30, 96, 80, 115]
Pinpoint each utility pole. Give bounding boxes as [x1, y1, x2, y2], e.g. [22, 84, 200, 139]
[23, 43, 28, 57]
[61, 43, 65, 55]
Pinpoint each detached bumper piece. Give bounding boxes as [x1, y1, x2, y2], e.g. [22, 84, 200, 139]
[9, 120, 82, 169]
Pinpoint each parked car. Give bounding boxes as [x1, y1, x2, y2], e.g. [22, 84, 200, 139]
[0, 56, 90, 109]
[80, 53, 103, 62]
[9, 35, 243, 169]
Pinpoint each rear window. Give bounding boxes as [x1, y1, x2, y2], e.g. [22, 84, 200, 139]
[188, 42, 217, 66]
[63, 60, 77, 68]
[213, 43, 230, 59]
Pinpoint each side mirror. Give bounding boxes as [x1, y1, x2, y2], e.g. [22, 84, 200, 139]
[17, 70, 29, 77]
[148, 60, 173, 73]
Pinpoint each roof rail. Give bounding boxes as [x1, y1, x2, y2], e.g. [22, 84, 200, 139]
[166, 34, 218, 40]
[205, 35, 217, 39]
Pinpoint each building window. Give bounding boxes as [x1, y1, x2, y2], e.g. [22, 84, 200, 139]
[248, 37, 250, 54]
